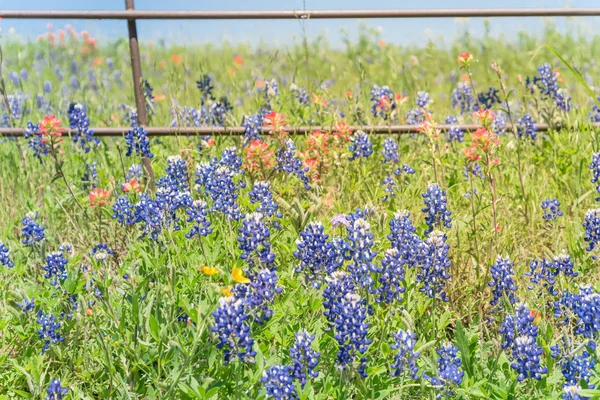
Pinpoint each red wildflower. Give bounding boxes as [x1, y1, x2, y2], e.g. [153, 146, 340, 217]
[89, 188, 112, 209]
[457, 52, 473, 64]
[39, 115, 64, 138]
[233, 55, 244, 66]
[244, 140, 275, 173]
[263, 111, 288, 136]
[462, 147, 481, 162]
[123, 179, 142, 194]
[472, 109, 495, 127]
[311, 93, 327, 106]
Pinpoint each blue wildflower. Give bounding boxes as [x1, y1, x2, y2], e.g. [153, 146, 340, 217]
[243, 113, 264, 145]
[21, 212, 45, 246]
[391, 329, 420, 379]
[125, 112, 153, 158]
[43, 251, 68, 286]
[323, 271, 355, 327]
[290, 330, 320, 387]
[451, 82, 476, 114]
[332, 293, 371, 378]
[294, 222, 333, 287]
[424, 343, 464, 397]
[422, 183, 452, 234]
[584, 209, 600, 252]
[185, 200, 212, 239]
[488, 255, 518, 306]
[444, 115, 464, 142]
[0, 241, 14, 268]
[417, 231, 451, 302]
[348, 131, 373, 161]
[37, 311, 64, 353]
[542, 198, 563, 222]
[275, 139, 311, 190]
[517, 114, 537, 142]
[238, 213, 275, 269]
[261, 365, 297, 399]
[211, 296, 255, 363]
[381, 137, 400, 163]
[19, 297, 35, 312]
[346, 217, 378, 291]
[67, 103, 99, 153]
[249, 181, 282, 218]
[376, 248, 406, 304]
[45, 379, 68, 400]
[388, 210, 422, 269]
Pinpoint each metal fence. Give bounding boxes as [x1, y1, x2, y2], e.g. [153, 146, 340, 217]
[1, 3, 600, 137]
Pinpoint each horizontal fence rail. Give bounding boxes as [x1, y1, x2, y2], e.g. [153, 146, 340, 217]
[2, 8, 600, 20]
[0, 124, 594, 137]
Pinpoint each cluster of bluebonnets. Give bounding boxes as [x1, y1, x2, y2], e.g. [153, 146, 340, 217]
[3, 26, 600, 399]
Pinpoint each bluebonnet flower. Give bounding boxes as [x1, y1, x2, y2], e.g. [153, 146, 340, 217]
[127, 164, 143, 181]
[25, 122, 49, 160]
[68, 103, 99, 153]
[211, 296, 255, 363]
[240, 268, 282, 324]
[275, 139, 311, 190]
[323, 271, 355, 327]
[346, 218, 378, 290]
[290, 330, 320, 387]
[21, 212, 45, 246]
[517, 114, 537, 142]
[382, 176, 397, 202]
[348, 131, 373, 161]
[388, 210, 422, 268]
[583, 209, 600, 252]
[477, 86, 501, 110]
[370, 85, 396, 119]
[377, 248, 406, 303]
[562, 386, 585, 400]
[332, 293, 371, 377]
[551, 338, 596, 390]
[242, 113, 264, 145]
[492, 111, 508, 135]
[291, 84, 309, 105]
[463, 162, 484, 181]
[43, 81, 52, 93]
[249, 181, 282, 218]
[527, 252, 577, 296]
[422, 183, 452, 234]
[19, 297, 35, 312]
[381, 137, 400, 163]
[185, 200, 212, 239]
[554, 285, 600, 338]
[588, 98, 600, 123]
[197, 74, 215, 105]
[82, 162, 98, 191]
[327, 237, 352, 272]
[451, 82, 476, 114]
[36, 94, 51, 114]
[1, 94, 27, 127]
[416, 91, 431, 108]
[43, 251, 68, 286]
[125, 113, 153, 158]
[195, 162, 244, 220]
[157, 155, 189, 192]
[391, 329, 420, 379]
[294, 222, 333, 286]
[417, 231, 451, 302]
[444, 115, 464, 142]
[531, 64, 572, 112]
[500, 305, 547, 381]
[405, 107, 426, 125]
[112, 197, 136, 226]
[488, 255, 518, 306]
[424, 343, 464, 397]
[69, 76, 79, 90]
[263, 79, 279, 101]
[238, 213, 275, 268]
[90, 243, 114, 262]
[395, 164, 416, 175]
[542, 198, 563, 222]
[0, 241, 14, 268]
[8, 71, 20, 85]
[37, 311, 64, 353]
[590, 152, 600, 200]
[261, 365, 297, 399]
[142, 79, 156, 114]
[45, 379, 68, 400]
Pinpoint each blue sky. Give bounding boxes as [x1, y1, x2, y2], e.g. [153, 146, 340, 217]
[1, 0, 599, 47]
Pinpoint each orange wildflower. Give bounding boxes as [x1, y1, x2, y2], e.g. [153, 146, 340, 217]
[233, 55, 244, 66]
[89, 188, 112, 209]
[123, 178, 142, 193]
[169, 54, 182, 64]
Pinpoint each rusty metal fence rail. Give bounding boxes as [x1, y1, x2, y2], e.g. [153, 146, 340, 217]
[1, 3, 600, 137]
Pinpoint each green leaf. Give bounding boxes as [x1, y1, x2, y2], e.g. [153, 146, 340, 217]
[454, 320, 473, 377]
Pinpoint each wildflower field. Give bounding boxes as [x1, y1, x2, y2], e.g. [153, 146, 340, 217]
[3, 22, 600, 399]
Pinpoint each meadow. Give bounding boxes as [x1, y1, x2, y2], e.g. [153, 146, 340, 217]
[1, 21, 600, 399]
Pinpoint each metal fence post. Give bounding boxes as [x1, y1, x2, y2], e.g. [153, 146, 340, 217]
[125, 0, 154, 186]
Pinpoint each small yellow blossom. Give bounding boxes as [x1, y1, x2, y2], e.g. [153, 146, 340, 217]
[232, 267, 251, 284]
[201, 265, 218, 276]
[222, 286, 233, 297]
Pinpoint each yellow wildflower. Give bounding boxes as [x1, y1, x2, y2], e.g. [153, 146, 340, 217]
[232, 267, 251, 284]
